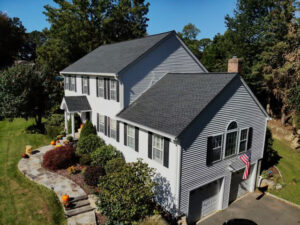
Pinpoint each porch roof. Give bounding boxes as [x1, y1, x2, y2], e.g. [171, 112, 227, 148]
[60, 96, 92, 113]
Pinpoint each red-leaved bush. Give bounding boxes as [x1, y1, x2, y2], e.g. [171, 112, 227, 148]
[43, 145, 78, 171]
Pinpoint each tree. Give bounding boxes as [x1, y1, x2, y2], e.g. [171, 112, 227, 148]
[37, 0, 150, 72]
[97, 160, 157, 224]
[0, 12, 27, 69]
[0, 64, 62, 127]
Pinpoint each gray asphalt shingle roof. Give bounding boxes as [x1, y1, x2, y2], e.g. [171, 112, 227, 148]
[61, 31, 173, 74]
[117, 73, 238, 137]
[64, 96, 92, 112]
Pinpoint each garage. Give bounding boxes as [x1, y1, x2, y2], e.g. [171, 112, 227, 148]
[229, 168, 253, 203]
[188, 178, 223, 223]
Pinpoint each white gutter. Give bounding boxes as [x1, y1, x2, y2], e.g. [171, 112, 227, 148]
[175, 144, 182, 209]
[60, 71, 117, 77]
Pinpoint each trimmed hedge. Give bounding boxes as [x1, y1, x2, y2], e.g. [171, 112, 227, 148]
[91, 145, 122, 167]
[104, 157, 125, 174]
[80, 154, 92, 166]
[43, 145, 78, 170]
[80, 120, 96, 138]
[84, 166, 105, 186]
[76, 134, 105, 155]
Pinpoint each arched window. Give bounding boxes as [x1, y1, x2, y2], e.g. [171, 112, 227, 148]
[225, 121, 238, 157]
[227, 121, 237, 130]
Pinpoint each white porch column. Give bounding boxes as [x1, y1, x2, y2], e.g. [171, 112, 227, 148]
[65, 111, 68, 134]
[250, 161, 259, 192]
[71, 113, 75, 138]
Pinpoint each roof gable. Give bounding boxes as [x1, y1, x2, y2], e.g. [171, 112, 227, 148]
[60, 31, 174, 75]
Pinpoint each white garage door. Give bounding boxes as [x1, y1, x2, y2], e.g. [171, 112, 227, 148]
[188, 179, 222, 223]
[229, 168, 252, 203]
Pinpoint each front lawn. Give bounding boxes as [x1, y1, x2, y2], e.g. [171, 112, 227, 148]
[269, 138, 300, 205]
[0, 118, 66, 225]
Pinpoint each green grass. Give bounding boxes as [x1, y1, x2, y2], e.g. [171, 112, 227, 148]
[0, 118, 66, 225]
[269, 138, 300, 205]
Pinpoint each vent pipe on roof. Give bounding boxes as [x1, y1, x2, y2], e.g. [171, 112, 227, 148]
[228, 56, 242, 73]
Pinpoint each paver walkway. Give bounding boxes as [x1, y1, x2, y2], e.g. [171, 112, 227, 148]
[18, 145, 96, 225]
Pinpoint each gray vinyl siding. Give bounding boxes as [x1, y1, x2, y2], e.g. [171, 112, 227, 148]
[178, 76, 267, 216]
[120, 35, 205, 106]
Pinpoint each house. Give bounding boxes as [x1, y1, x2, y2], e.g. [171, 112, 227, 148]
[60, 31, 269, 224]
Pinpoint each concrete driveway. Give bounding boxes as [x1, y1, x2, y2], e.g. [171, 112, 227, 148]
[198, 192, 300, 225]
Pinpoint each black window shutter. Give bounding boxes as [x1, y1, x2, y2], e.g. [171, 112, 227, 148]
[116, 80, 120, 102]
[64, 76, 67, 90]
[148, 132, 153, 159]
[116, 121, 120, 142]
[247, 127, 253, 150]
[163, 138, 170, 168]
[104, 116, 107, 136]
[124, 123, 127, 146]
[87, 76, 90, 95]
[81, 76, 83, 94]
[104, 79, 107, 99]
[135, 127, 139, 152]
[96, 113, 99, 132]
[74, 76, 77, 92]
[96, 77, 99, 97]
[107, 117, 110, 137]
[206, 136, 213, 166]
[107, 79, 110, 100]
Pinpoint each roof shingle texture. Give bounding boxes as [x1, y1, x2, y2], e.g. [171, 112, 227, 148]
[61, 32, 172, 74]
[64, 96, 92, 112]
[117, 73, 238, 137]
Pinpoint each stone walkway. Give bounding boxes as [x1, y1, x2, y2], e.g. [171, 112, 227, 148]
[18, 145, 96, 225]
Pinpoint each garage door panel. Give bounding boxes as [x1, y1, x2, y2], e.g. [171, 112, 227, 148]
[188, 179, 222, 223]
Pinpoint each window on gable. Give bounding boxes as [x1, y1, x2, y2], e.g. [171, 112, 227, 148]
[127, 125, 135, 149]
[152, 134, 164, 164]
[70, 76, 76, 91]
[110, 119, 117, 140]
[65, 76, 69, 90]
[225, 121, 238, 157]
[239, 128, 248, 153]
[110, 80, 117, 100]
[97, 78, 104, 97]
[99, 114, 105, 133]
[212, 135, 222, 162]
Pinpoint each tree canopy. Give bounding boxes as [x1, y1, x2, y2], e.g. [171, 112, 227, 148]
[37, 0, 150, 72]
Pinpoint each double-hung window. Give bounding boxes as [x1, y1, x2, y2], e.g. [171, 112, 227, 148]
[239, 128, 248, 153]
[127, 125, 135, 149]
[212, 135, 222, 162]
[82, 77, 89, 94]
[99, 114, 105, 133]
[152, 135, 164, 164]
[65, 76, 69, 90]
[70, 76, 76, 91]
[225, 121, 238, 158]
[110, 80, 117, 100]
[97, 78, 104, 97]
[110, 119, 117, 140]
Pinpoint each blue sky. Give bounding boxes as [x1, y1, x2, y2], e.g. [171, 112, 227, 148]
[0, 0, 237, 39]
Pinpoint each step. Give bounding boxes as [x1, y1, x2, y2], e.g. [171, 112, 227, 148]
[65, 205, 94, 217]
[66, 199, 90, 210]
[69, 195, 88, 203]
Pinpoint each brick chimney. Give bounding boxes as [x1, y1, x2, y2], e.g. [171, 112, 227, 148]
[228, 56, 242, 73]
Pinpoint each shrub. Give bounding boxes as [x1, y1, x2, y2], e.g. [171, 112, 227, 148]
[91, 145, 122, 167]
[97, 160, 157, 224]
[45, 113, 65, 138]
[43, 145, 78, 170]
[67, 136, 73, 142]
[76, 134, 105, 155]
[80, 120, 96, 138]
[84, 166, 105, 186]
[45, 125, 61, 139]
[26, 123, 45, 134]
[80, 154, 92, 165]
[104, 157, 126, 174]
[67, 113, 81, 133]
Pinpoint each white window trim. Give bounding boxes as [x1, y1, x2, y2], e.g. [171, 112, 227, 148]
[99, 114, 105, 133]
[211, 133, 223, 163]
[127, 125, 135, 150]
[98, 78, 104, 97]
[110, 80, 117, 100]
[110, 118, 117, 140]
[152, 134, 164, 164]
[238, 127, 249, 154]
[223, 121, 239, 159]
[71, 76, 76, 91]
[83, 77, 89, 94]
[65, 76, 69, 90]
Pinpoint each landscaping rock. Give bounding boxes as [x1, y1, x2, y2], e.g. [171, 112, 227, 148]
[260, 179, 275, 189]
[275, 183, 283, 190]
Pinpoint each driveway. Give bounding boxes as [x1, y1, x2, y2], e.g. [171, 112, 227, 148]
[198, 192, 300, 225]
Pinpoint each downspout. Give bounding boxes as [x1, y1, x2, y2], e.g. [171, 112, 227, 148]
[174, 138, 182, 213]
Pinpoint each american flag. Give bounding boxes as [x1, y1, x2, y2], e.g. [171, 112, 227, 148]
[240, 151, 251, 180]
